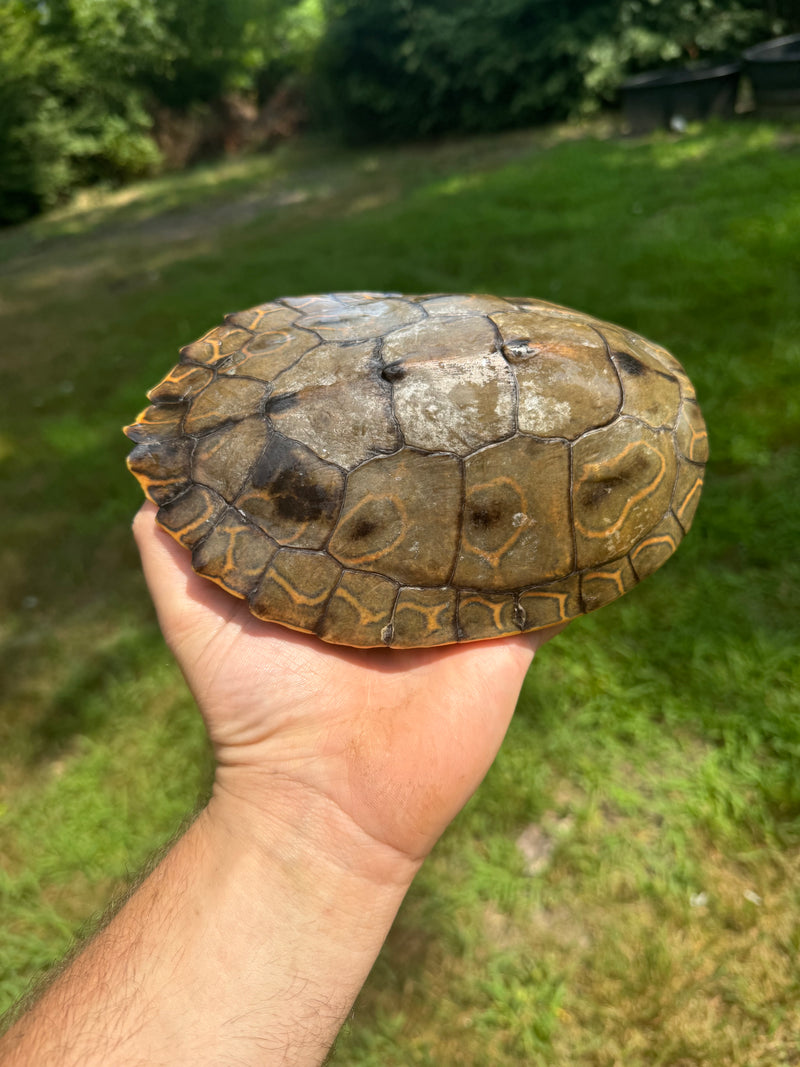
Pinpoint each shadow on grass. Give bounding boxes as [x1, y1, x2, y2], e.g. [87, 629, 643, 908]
[22, 628, 167, 760]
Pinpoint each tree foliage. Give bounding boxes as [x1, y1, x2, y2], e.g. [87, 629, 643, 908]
[1, 0, 160, 225]
[0, 0, 792, 224]
[316, 0, 781, 143]
[0, 0, 307, 224]
[0, 2, 72, 223]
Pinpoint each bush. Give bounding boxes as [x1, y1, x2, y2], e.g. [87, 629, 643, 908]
[0, 0, 312, 226]
[0, 1, 161, 225]
[0, 3, 74, 223]
[315, 0, 780, 143]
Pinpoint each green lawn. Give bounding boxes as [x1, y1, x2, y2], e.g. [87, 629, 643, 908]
[1, 119, 799, 1064]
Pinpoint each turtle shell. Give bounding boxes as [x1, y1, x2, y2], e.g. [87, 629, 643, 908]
[125, 292, 707, 648]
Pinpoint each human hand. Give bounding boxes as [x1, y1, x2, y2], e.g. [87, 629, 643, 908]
[133, 502, 564, 867]
[0, 508, 565, 1067]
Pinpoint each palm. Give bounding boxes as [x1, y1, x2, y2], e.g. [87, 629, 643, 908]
[134, 504, 561, 859]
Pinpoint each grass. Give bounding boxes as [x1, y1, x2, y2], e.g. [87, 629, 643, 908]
[1, 117, 799, 1063]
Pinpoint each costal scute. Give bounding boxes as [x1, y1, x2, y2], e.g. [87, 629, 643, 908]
[125, 292, 708, 648]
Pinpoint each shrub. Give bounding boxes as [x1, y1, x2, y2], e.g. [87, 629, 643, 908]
[315, 0, 780, 143]
[0, 3, 74, 223]
[0, 0, 309, 226]
[0, 1, 161, 225]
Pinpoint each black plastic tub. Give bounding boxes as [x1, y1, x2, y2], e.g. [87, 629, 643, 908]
[621, 63, 741, 134]
[743, 33, 800, 110]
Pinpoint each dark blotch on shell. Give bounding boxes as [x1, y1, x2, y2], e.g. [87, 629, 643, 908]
[381, 361, 406, 383]
[265, 392, 299, 415]
[252, 438, 338, 525]
[613, 350, 647, 377]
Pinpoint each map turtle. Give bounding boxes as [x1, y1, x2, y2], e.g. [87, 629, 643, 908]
[125, 292, 707, 647]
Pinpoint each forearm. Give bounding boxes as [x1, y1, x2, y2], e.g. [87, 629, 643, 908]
[0, 783, 420, 1067]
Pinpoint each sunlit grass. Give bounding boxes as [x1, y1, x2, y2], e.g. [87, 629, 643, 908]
[1, 117, 799, 1062]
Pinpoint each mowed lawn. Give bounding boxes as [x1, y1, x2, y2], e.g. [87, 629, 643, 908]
[1, 120, 799, 1064]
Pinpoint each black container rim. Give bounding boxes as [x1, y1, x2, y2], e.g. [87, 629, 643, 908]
[743, 33, 800, 63]
[622, 63, 742, 90]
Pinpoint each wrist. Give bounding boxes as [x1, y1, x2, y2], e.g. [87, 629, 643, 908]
[205, 768, 423, 912]
[0, 780, 418, 1067]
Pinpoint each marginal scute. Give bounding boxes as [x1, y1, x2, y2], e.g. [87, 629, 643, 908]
[125, 291, 707, 647]
[250, 548, 341, 633]
[630, 513, 684, 580]
[180, 326, 251, 365]
[518, 575, 581, 629]
[673, 457, 705, 533]
[147, 364, 213, 404]
[156, 484, 227, 549]
[192, 509, 278, 596]
[126, 404, 183, 442]
[126, 436, 193, 505]
[391, 587, 459, 647]
[675, 399, 709, 463]
[458, 592, 519, 642]
[179, 339, 216, 364]
[319, 570, 398, 646]
[581, 556, 638, 613]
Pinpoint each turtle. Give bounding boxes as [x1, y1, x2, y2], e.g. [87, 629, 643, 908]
[125, 291, 707, 648]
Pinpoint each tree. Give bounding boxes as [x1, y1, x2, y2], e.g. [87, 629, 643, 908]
[0, 0, 309, 224]
[316, 0, 782, 143]
[0, 2, 81, 223]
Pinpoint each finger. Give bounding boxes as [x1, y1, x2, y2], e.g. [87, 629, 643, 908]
[465, 621, 567, 680]
[132, 503, 246, 639]
[520, 620, 569, 654]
